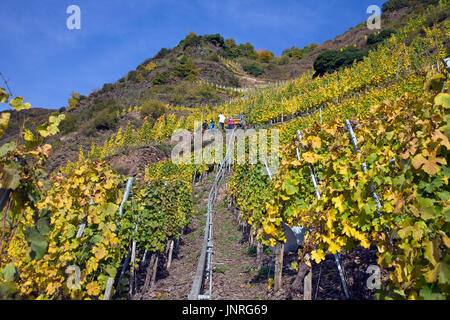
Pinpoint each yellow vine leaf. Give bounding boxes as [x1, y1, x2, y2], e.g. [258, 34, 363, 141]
[263, 221, 276, 235]
[269, 238, 277, 247]
[9, 96, 31, 111]
[324, 125, 338, 136]
[332, 196, 345, 214]
[400, 138, 418, 159]
[86, 281, 101, 296]
[0, 88, 9, 103]
[343, 223, 355, 237]
[267, 278, 274, 291]
[302, 151, 320, 164]
[328, 241, 341, 254]
[46, 282, 61, 296]
[92, 246, 107, 260]
[431, 130, 450, 149]
[23, 129, 35, 142]
[412, 150, 446, 175]
[309, 136, 322, 149]
[86, 257, 99, 274]
[370, 104, 380, 113]
[0, 112, 10, 137]
[311, 249, 325, 264]
[424, 240, 439, 266]
[438, 231, 450, 248]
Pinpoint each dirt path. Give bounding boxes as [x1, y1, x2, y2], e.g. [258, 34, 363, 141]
[206, 177, 270, 300]
[235, 74, 273, 89]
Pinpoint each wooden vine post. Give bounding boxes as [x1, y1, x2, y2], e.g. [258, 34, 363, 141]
[166, 240, 175, 270]
[151, 255, 159, 288]
[256, 242, 263, 268]
[143, 254, 156, 291]
[274, 242, 284, 292]
[303, 267, 312, 300]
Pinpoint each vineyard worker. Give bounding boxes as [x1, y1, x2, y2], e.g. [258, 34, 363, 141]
[209, 119, 216, 131]
[218, 112, 226, 132]
[202, 120, 208, 133]
[227, 117, 233, 130]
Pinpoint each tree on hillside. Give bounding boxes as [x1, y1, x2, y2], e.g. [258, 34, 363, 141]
[140, 100, 166, 120]
[171, 56, 198, 80]
[154, 48, 170, 59]
[243, 63, 264, 76]
[223, 38, 242, 58]
[282, 46, 303, 59]
[313, 46, 367, 78]
[224, 38, 238, 50]
[218, 38, 259, 59]
[203, 34, 225, 47]
[179, 32, 201, 49]
[152, 71, 170, 85]
[238, 42, 258, 59]
[282, 44, 318, 60]
[367, 29, 396, 47]
[258, 50, 274, 63]
[67, 91, 80, 110]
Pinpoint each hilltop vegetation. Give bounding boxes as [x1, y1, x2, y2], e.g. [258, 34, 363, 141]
[382, 0, 440, 12]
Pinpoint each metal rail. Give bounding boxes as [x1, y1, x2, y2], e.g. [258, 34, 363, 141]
[189, 129, 236, 300]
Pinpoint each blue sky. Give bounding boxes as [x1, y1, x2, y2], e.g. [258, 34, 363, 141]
[0, 0, 385, 111]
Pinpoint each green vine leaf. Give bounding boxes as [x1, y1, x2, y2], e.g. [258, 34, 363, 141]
[0, 142, 15, 157]
[9, 97, 31, 111]
[434, 93, 450, 109]
[0, 88, 9, 103]
[0, 112, 10, 138]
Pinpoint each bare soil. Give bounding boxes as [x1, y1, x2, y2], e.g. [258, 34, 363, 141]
[108, 145, 169, 181]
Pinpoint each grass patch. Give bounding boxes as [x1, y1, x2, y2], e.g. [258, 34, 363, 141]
[228, 234, 240, 242]
[214, 264, 230, 274]
[188, 232, 197, 243]
[196, 207, 207, 217]
[263, 246, 273, 255]
[244, 245, 257, 257]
